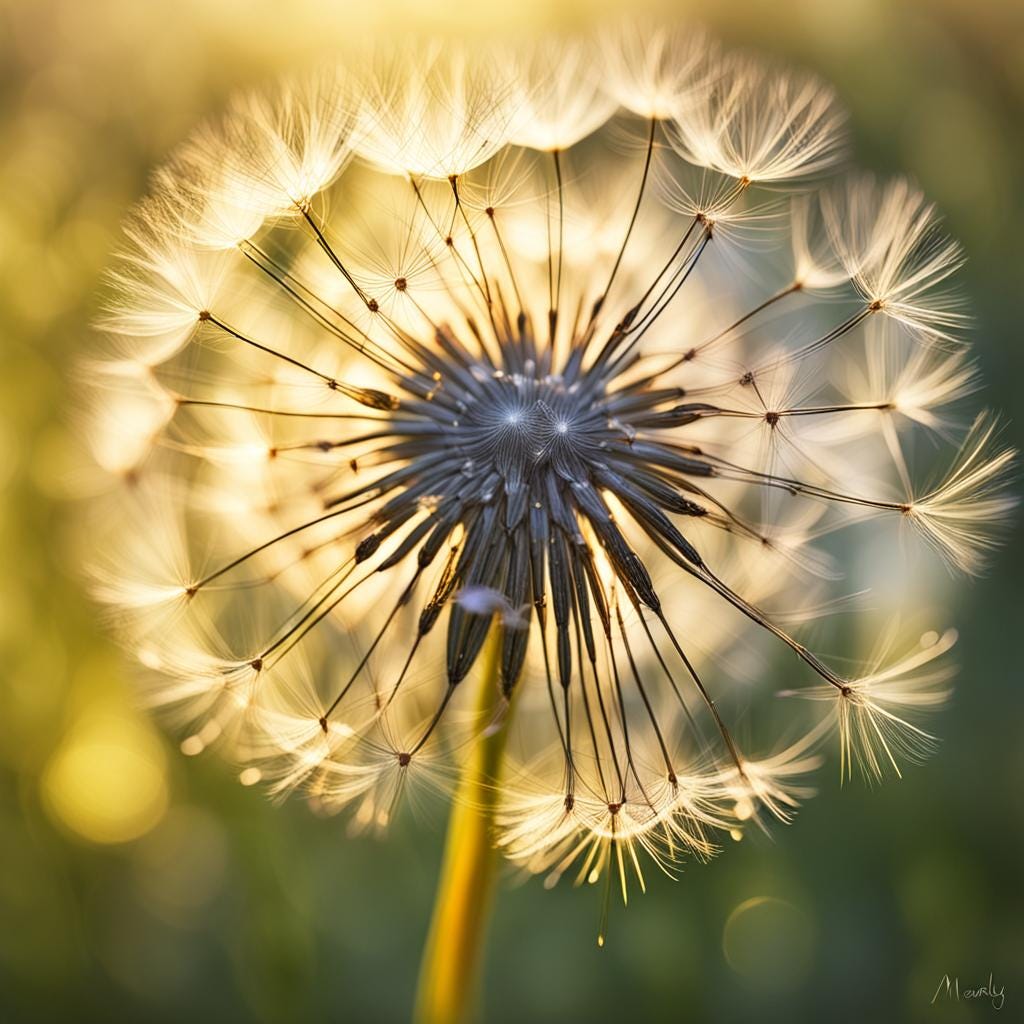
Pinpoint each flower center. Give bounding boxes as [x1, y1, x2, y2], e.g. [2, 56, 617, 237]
[452, 371, 611, 483]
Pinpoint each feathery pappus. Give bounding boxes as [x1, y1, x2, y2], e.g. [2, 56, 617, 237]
[83, 22, 1015, 915]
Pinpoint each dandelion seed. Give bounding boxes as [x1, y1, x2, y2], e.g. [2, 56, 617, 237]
[351, 41, 521, 179]
[667, 55, 847, 183]
[823, 176, 969, 342]
[86, 24, 1014, 913]
[98, 215, 239, 363]
[507, 37, 618, 152]
[902, 414, 1016, 574]
[601, 20, 714, 119]
[785, 626, 959, 781]
[198, 72, 356, 218]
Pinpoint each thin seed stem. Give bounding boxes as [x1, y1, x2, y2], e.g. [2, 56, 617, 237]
[590, 117, 657, 324]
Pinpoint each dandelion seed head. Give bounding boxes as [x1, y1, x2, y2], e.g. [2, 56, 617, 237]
[85, 24, 1014, 905]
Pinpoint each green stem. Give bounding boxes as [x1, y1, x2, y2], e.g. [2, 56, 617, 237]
[414, 630, 512, 1024]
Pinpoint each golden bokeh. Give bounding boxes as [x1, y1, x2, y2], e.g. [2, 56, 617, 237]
[41, 710, 168, 844]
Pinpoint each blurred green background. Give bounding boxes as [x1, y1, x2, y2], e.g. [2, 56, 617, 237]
[1, 0, 1022, 1021]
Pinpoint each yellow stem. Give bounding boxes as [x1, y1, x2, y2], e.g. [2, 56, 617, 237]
[414, 629, 512, 1024]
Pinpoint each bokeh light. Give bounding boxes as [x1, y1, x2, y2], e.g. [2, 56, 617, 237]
[41, 710, 168, 844]
[722, 897, 815, 992]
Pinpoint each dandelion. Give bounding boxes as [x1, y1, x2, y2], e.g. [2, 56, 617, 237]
[85, 22, 1014, 1020]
